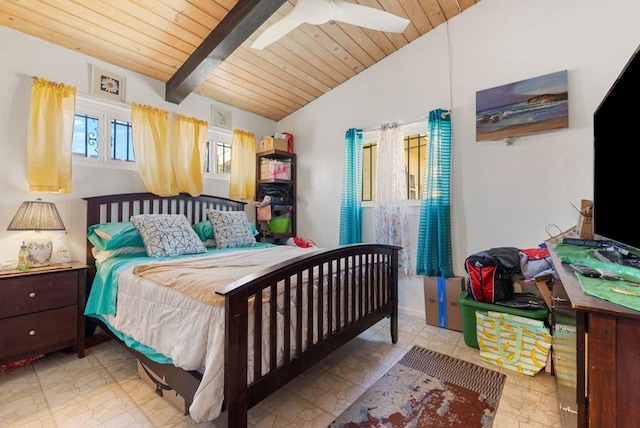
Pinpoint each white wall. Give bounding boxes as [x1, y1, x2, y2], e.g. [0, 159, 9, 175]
[2, 0, 639, 318]
[0, 26, 276, 263]
[278, 0, 640, 316]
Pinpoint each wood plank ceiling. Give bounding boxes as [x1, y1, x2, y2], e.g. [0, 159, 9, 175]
[0, 0, 481, 122]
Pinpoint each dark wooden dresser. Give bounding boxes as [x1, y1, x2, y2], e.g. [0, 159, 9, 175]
[548, 242, 640, 427]
[0, 262, 88, 365]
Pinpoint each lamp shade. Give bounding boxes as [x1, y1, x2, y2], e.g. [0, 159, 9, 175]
[7, 199, 66, 231]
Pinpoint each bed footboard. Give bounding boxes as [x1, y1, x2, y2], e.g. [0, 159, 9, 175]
[84, 193, 399, 426]
[218, 243, 400, 427]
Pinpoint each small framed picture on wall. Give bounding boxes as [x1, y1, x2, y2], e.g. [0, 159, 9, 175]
[91, 66, 126, 102]
[212, 106, 232, 130]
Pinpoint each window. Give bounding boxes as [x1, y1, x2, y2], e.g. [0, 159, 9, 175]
[72, 95, 136, 168]
[362, 143, 377, 201]
[72, 113, 135, 165]
[216, 142, 231, 174]
[362, 130, 427, 201]
[204, 131, 232, 176]
[110, 119, 135, 162]
[406, 133, 427, 199]
[204, 141, 211, 173]
[72, 95, 232, 178]
[72, 113, 99, 159]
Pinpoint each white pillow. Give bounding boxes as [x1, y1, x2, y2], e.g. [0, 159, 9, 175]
[203, 238, 217, 248]
[206, 209, 256, 249]
[91, 246, 147, 263]
[130, 214, 207, 258]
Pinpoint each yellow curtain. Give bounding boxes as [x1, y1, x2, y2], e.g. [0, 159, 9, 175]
[131, 104, 176, 196]
[173, 114, 207, 196]
[27, 77, 76, 193]
[229, 129, 256, 201]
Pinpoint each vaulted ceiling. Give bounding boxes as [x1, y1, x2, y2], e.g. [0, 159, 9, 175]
[0, 0, 481, 121]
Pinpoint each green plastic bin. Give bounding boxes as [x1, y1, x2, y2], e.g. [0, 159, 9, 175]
[458, 290, 549, 349]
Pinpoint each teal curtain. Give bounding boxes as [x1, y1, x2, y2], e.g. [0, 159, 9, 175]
[339, 128, 363, 245]
[416, 109, 453, 277]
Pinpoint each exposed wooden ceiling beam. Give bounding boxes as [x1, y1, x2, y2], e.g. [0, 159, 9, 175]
[165, 0, 287, 104]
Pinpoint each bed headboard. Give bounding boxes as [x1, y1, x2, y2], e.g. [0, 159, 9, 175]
[83, 192, 247, 283]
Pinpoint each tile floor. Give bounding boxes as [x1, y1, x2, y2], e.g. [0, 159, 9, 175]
[0, 313, 561, 427]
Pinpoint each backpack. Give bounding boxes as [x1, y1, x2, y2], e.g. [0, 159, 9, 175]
[464, 247, 521, 303]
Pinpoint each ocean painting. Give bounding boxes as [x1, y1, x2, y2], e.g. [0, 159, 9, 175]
[476, 70, 568, 142]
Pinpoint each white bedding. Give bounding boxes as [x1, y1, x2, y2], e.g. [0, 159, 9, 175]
[97, 245, 344, 423]
[104, 264, 227, 422]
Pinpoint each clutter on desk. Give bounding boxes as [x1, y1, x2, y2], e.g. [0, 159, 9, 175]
[464, 245, 557, 308]
[552, 242, 640, 312]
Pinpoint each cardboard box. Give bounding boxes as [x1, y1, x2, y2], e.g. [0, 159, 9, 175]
[535, 275, 554, 326]
[257, 136, 289, 153]
[577, 199, 593, 239]
[137, 360, 189, 415]
[423, 276, 465, 331]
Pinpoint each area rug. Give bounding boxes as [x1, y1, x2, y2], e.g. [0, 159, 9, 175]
[329, 346, 506, 428]
[0, 354, 45, 376]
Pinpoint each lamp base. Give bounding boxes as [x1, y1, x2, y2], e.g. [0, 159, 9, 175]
[24, 239, 53, 267]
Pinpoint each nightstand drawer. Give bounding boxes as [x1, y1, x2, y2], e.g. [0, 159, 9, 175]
[0, 306, 77, 359]
[0, 271, 78, 318]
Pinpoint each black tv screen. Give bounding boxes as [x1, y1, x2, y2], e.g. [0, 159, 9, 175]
[593, 44, 640, 250]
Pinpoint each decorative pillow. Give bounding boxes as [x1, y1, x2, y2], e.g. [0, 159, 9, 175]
[191, 220, 260, 239]
[193, 218, 259, 242]
[87, 221, 145, 251]
[206, 210, 256, 249]
[130, 214, 207, 258]
[192, 221, 215, 241]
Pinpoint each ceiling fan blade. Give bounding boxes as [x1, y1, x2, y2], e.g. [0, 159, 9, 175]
[332, 1, 409, 33]
[252, 16, 305, 50]
[251, 0, 409, 50]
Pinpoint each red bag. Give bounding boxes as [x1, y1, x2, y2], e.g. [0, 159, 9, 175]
[281, 132, 294, 152]
[464, 250, 515, 303]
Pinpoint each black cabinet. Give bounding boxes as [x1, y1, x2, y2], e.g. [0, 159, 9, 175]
[255, 149, 296, 244]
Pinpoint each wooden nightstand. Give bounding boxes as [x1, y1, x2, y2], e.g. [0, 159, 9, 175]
[0, 262, 88, 366]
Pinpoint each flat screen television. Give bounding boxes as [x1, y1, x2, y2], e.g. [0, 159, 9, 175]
[593, 43, 640, 254]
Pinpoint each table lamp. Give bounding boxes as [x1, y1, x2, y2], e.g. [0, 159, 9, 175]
[7, 198, 66, 267]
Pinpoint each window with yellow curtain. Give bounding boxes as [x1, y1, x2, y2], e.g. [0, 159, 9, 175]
[131, 104, 175, 196]
[27, 77, 76, 193]
[173, 114, 207, 196]
[131, 104, 209, 197]
[229, 129, 256, 201]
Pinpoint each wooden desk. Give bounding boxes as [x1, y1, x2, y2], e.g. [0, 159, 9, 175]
[548, 242, 640, 427]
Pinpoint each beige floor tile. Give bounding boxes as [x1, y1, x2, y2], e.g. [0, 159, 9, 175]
[0, 367, 54, 427]
[0, 313, 560, 427]
[0, 367, 51, 427]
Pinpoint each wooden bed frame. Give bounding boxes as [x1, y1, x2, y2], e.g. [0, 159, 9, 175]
[84, 192, 399, 426]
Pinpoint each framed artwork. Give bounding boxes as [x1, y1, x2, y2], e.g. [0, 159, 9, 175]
[475, 70, 568, 142]
[212, 107, 232, 130]
[91, 66, 126, 102]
